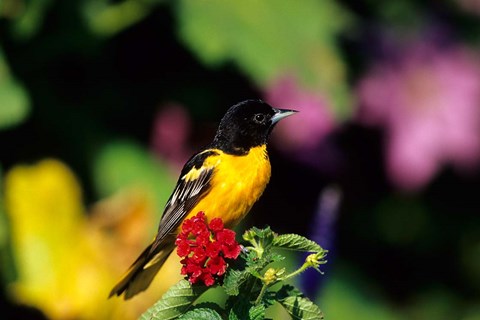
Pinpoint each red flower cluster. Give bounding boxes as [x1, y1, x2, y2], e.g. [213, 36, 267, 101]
[176, 212, 241, 286]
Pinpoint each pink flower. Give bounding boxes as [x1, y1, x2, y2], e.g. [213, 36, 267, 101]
[264, 76, 335, 153]
[150, 103, 192, 169]
[357, 42, 480, 190]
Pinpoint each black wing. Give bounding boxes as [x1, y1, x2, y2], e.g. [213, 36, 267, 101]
[149, 149, 219, 254]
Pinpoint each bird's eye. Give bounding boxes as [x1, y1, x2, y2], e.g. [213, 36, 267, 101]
[253, 113, 265, 123]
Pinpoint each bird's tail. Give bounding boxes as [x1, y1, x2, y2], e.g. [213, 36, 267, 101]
[109, 240, 175, 300]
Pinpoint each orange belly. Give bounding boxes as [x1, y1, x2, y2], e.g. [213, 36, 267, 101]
[184, 145, 271, 228]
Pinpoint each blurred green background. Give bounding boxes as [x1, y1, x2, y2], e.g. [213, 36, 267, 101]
[1, 0, 480, 319]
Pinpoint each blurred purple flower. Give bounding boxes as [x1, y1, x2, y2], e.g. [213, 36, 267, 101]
[264, 76, 335, 151]
[301, 186, 341, 298]
[264, 76, 340, 172]
[357, 43, 480, 190]
[150, 103, 192, 170]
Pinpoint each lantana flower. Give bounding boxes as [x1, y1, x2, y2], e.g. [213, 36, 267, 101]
[175, 212, 241, 286]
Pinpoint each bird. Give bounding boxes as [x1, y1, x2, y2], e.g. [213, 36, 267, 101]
[109, 99, 297, 299]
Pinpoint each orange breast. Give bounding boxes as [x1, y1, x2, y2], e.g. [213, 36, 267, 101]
[186, 145, 271, 228]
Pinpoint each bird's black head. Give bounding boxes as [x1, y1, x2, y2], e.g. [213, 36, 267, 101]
[212, 100, 297, 155]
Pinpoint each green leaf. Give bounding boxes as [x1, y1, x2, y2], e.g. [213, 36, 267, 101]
[228, 293, 269, 320]
[244, 249, 259, 266]
[0, 48, 31, 130]
[139, 280, 208, 320]
[272, 234, 325, 253]
[243, 226, 276, 259]
[244, 247, 285, 280]
[176, 0, 354, 118]
[178, 308, 223, 320]
[268, 252, 286, 263]
[275, 285, 303, 301]
[93, 140, 174, 212]
[261, 289, 278, 308]
[228, 310, 240, 320]
[0, 80, 30, 129]
[0, 167, 17, 284]
[192, 302, 224, 315]
[8, 0, 53, 41]
[228, 298, 252, 320]
[249, 304, 266, 320]
[223, 268, 250, 296]
[83, 0, 154, 37]
[278, 296, 324, 320]
[251, 226, 273, 237]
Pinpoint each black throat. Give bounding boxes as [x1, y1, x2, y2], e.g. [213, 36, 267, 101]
[211, 133, 264, 155]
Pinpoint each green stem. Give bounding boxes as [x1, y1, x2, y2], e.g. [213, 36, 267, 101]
[245, 276, 258, 294]
[245, 239, 264, 259]
[279, 262, 309, 282]
[254, 283, 269, 306]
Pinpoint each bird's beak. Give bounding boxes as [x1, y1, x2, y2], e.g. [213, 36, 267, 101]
[271, 108, 298, 124]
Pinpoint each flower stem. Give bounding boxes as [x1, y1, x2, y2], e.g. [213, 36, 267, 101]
[254, 283, 269, 306]
[279, 262, 309, 282]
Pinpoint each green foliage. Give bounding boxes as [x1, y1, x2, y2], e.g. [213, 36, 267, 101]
[227, 296, 255, 320]
[228, 311, 239, 320]
[223, 268, 249, 296]
[275, 285, 303, 301]
[373, 195, 429, 246]
[93, 140, 174, 212]
[178, 308, 223, 320]
[248, 304, 266, 320]
[0, 167, 5, 247]
[272, 234, 325, 253]
[4, 0, 53, 41]
[83, 0, 155, 37]
[319, 267, 400, 320]
[142, 227, 327, 319]
[278, 296, 324, 320]
[139, 280, 208, 320]
[0, 167, 15, 284]
[176, 0, 354, 118]
[0, 48, 30, 130]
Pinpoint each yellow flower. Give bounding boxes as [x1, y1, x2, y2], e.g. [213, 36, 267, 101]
[263, 267, 285, 285]
[3, 159, 182, 319]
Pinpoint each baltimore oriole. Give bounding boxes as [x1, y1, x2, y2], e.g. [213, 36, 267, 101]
[109, 99, 296, 299]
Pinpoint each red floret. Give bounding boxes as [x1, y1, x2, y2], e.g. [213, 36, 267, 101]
[176, 212, 241, 286]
